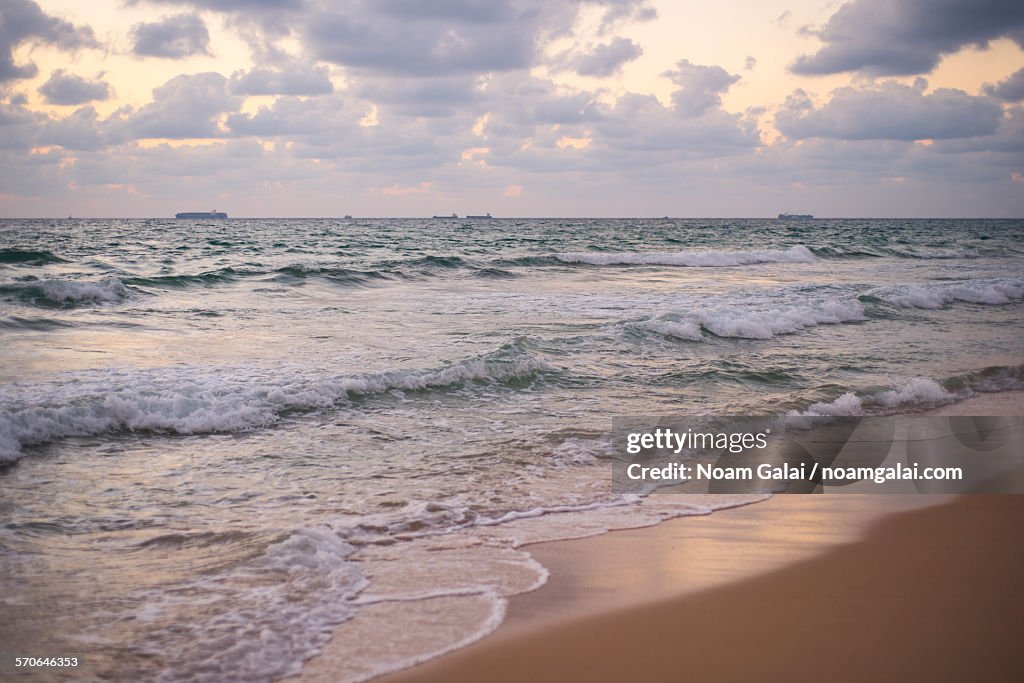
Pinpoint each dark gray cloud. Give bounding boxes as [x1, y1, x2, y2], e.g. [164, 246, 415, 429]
[38, 105, 109, 150]
[930, 105, 1024, 154]
[791, 0, 1024, 76]
[592, 92, 759, 157]
[373, 0, 512, 23]
[131, 14, 211, 58]
[665, 59, 740, 118]
[0, 95, 44, 149]
[775, 81, 1003, 140]
[983, 67, 1024, 102]
[0, 0, 97, 81]
[483, 73, 600, 129]
[116, 72, 240, 139]
[302, 3, 539, 77]
[128, 1, 656, 85]
[556, 37, 642, 77]
[38, 70, 111, 105]
[129, 0, 304, 9]
[228, 63, 333, 95]
[353, 75, 482, 118]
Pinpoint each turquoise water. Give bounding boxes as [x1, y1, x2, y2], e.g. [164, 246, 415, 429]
[1, 218, 1022, 681]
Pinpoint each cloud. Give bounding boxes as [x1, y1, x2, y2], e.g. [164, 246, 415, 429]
[555, 37, 642, 77]
[228, 63, 333, 95]
[302, 3, 540, 77]
[38, 70, 111, 105]
[129, 0, 304, 9]
[791, 0, 1024, 76]
[352, 74, 483, 118]
[930, 105, 1024, 154]
[131, 14, 212, 58]
[775, 81, 1003, 140]
[117, 72, 240, 139]
[226, 95, 353, 138]
[38, 105, 109, 150]
[664, 59, 740, 118]
[0, 95, 45, 149]
[983, 67, 1024, 102]
[0, 0, 97, 81]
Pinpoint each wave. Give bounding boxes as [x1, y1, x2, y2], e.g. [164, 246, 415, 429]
[795, 377, 956, 417]
[0, 248, 66, 265]
[143, 528, 367, 683]
[0, 315, 73, 331]
[124, 269, 248, 289]
[694, 300, 865, 339]
[555, 245, 816, 267]
[792, 365, 1024, 417]
[0, 343, 551, 463]
[640, 319, 704, 341]
[805, 245, 1015, 261]
[270, 265, 394, 286]
[866, 278, 1024, 309]
[640, 300, 865, 342]
[0, 276, 129, 308]
[887, 246, 980, 259]
[125, 257, 493, 292]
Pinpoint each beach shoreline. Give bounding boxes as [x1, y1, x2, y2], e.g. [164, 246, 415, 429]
[300, 390, 1024, 683]
[372, 494, 1024, 683]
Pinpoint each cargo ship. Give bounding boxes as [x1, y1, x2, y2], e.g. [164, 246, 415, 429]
[466, 213, 492, 219]
[777, 213, 813, 220]
[176, 210, 227, 219]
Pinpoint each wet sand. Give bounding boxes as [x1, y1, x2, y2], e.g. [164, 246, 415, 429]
[309, 391, 1024, 683]
[379, 494, 1024, 683]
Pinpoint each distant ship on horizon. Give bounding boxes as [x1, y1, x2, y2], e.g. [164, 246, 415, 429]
[466, 213, 492, 219]
[176, 210, 228, 219]
[777, 213, 813, 220]
[433, 213, 458, 219]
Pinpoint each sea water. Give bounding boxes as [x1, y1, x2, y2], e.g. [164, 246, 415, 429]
[1, 218, 1022, 681]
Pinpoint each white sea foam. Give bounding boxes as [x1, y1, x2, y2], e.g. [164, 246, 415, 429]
[799, 392, 865, 416]
[794, 377, 956, 417]
[639, 300, 865, 342]
[0, 350, 549, 462]
[556, 245, 816, 267]
[692, 300, 865, 339]
[0, 276, 132, 306]
[876, 377, 954, 407]
[641, 319, 704, 341]
[870, 278, 1024, 309]
[43, 277, 128, 303]
[142, 528, 367, 683]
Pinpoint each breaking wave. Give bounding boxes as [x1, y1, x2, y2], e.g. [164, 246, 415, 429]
[640, 300, 866, 342]
[0, 276, 130, 307]
[0, 344, 552, 462]
[865, 278, 1024, 309]
[792, 366, 1024, 417]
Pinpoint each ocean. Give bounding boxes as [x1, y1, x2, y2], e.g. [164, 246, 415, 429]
[1, 217, 1022, 681]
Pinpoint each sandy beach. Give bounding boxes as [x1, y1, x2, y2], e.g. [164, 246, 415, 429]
[374, 494, 1024, 683]
[305, 391, 1024, 683]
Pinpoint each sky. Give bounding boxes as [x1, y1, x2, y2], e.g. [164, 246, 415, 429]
[1, 0, 1022, 218]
